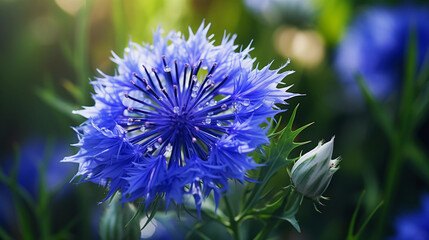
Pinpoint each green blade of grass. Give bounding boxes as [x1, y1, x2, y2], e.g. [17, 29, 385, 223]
[355, 75, 396, 144]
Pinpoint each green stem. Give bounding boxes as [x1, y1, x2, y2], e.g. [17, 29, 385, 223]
[254, 221, 281, 240]
[374, 29, 417, 239]
[75, 0, 93, 104]
[375, 139, 402, 239]
[254, 189, 294, 240]
[224, 196, 240, 240]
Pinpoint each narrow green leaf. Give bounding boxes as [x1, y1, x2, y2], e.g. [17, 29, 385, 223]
[347, 191, 365, 239]
[413, 58, 429, 126]
[355, 201, 384, 238]
[140, 198, 160, 230]
[60, 42, 74, 69]
[36, 88, 81, 120]
[184, 222, 212, 240]
[52, 216, 79, 240]
[63, 80, 84, 103]
[14, 200, 35, 240]
[405, 143, 429, 185]
[36, 140, 55, 240]
[412, 49, 429, 125]
[99, 194, 140, 240]
[124, 202, 143, 228]
[400, 26, 417, 137]
[355, 75, 396, 143]
[0, 226, 13, 240]
[347, 190, 383, 240]
[75, 0, 93, 100]
[416, 49, 429, 89]
[267, 116, 283, 139]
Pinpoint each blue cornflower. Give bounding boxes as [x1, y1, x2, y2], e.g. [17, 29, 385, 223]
[390, 194, 429, 240]
[335, 6, 429, 99]
[63, 22, 296, 214]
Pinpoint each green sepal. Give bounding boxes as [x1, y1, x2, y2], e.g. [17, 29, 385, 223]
[273, 190, 303, 233]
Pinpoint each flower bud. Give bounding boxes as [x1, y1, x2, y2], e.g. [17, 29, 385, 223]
[291, 137, 340, 202]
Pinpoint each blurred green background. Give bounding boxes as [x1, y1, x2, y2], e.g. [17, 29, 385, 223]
[1, 0, 428, 239]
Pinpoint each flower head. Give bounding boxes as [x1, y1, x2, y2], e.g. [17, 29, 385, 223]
[291, 137, 339, 203]
[335, 6, 429, 99]
[63, 22, 296, 214]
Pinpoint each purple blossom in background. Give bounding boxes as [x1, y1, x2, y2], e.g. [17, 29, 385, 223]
[390, 194, 429, 240]
[63, 22, 296, 215]
[335, 6, 429, 99]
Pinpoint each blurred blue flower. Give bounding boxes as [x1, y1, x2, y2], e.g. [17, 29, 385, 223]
[335, 6, 429, 99]
[63, 22, 296, 215]
[1, 137, 73, 197]
[0, 138, 74, 226]
[390, 194, 429, 240]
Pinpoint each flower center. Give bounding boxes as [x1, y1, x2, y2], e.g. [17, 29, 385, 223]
[170, 112, 193, 132]
[120, 57, 238, 166]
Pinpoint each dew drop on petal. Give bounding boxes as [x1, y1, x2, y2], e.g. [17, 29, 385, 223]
[232, 102, 243, 112]
[144, 99, 152, 104]
[208, 112, 213, 116]
[164, 66, 171, 72]
[191, 91, 197, 98]
[238, 146, 245, 154]
[192, 75, 198, 82]
[173, 106, 180, 114]
[205, 118, 212, 124]
[147, 145, 153, 152]
[217, 120, 222, 127]
[154, 142, 160, 149]
[209, 100, 217, 106]
[241, 98, 250, 106]
[140, 126, 146, 132]
[165, 143, 172, 152]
